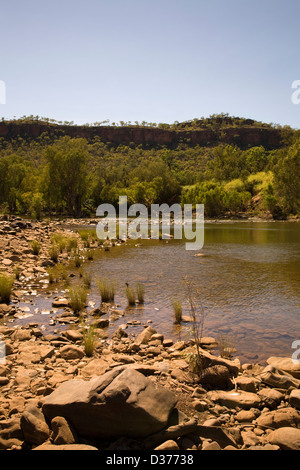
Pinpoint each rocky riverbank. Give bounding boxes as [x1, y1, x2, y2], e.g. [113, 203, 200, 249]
[1, 320, 300, 451]
[0, 216, 300, 451]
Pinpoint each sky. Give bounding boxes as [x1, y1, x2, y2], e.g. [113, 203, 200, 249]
[0, 0, 300, 128]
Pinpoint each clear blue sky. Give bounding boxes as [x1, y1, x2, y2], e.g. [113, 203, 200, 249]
[1, 0, 300, 128]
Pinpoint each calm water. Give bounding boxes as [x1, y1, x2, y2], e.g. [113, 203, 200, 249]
[13, 221, 300, 364]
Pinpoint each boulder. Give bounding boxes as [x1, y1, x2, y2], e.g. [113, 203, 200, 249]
[267, 357, 300, 379]
[206, 390, 261, 410]
[200, 365, 230, 388]
[21, 406, 50, 445]
[50, 416, 77, 445]
[255, 407, 300, 429]
[258, 365, 300, 389]
[135, 326, 157, 345]
[0, 418, 24, 450]
[290, 389, 300, 410]
[58, 345, 84, 360]
[267, 427, 300, 450]
[235, 376, 259, 393]
[257, 388, 284, 409]
[42, 368, 177, 440]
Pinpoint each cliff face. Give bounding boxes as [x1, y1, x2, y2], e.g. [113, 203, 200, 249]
[0, 122, 283, 150]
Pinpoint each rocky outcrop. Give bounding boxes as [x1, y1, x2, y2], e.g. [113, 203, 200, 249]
[0, 122, 284, 150]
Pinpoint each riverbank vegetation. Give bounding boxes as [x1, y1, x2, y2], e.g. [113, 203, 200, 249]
[0, 115, 299, 219]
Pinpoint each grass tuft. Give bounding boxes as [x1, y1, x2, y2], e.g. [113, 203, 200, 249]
[0, 274, 14, 304]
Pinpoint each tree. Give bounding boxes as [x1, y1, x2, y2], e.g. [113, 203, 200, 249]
[43, 137, 89, 216]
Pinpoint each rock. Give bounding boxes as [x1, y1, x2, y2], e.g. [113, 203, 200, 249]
[80, 358, 112, 378]
[170, 368, 195, 384]
[241, 429, 261, 447]
[206, 390, 261, 410]
[135, 326, 157, 345]
[144, 416, 198, 449]
[290, 389, 300, 410]
[195, 425, 238, 449]
[21, 406, 50, 445]
[0, 377, 9, 386]
[154, 440, 180, 450]
[63, 330, 83, 342]
[200, 365, 230, 388]
[33, 443, 98, 450]
[267, 427, 300, 450]
[0, 418, 24, 450]
[2, 259, 12, 266]
[112, 326, 128, 340]
[12, 329, 32, 342]
[50, 416, 77, 445]
[235, 376, 259, 393]
[59, 345, 84, 360]
[52, 299, 70, 308]
[235, 410, 256, 422]
[42, 368, 177, 440]
[92, 318, 109, 329]
[199, 337, 218, 349]
[195, 348, 240, 377]
[267, 357, 300, 379]
[255, 407, 300, 429]
[202, 441, 222, 450]
[257, 388, 284, 409]
[258, 365, 300, 389]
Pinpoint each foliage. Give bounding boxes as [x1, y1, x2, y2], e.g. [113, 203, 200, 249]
[0, 117, 299, 219]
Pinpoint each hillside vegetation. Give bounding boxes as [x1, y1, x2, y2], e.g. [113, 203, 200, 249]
[0, 114, 299, 219]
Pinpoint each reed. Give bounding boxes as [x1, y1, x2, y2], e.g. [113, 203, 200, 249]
[172, 299, 182, 324]
[68, 285, 87, 313]
[97, 278, 116, 303]
[81, 321, 97, 357]
[126, 286, 136, 306]
[136, 283, 145, 303]
[31, 240, 41, 256]
[49, 244, 59, 263]
[0, 274, 14, 304]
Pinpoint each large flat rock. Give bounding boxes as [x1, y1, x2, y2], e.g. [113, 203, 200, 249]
[42, 367, 177, 439]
